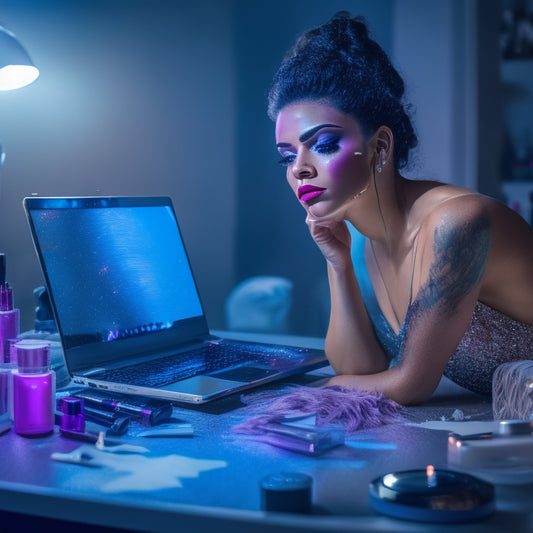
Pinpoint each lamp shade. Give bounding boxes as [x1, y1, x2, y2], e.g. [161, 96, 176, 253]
[0, 25, 39, 90]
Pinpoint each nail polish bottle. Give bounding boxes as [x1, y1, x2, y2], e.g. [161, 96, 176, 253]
[13, 340, 55, 436]
[58, 396, 85, 433]
[0, 254, 20, 363]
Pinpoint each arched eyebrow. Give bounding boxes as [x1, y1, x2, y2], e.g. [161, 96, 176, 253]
[276, 123, 342, 148]
[299, 123, 341, 142]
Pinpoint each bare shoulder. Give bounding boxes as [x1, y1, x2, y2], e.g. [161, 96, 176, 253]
[417, 186, 531, 243]
[420, 190, 492, 261]
[403, 178, 533, 258]
[409, 183, 533, 322]
[406, 182, 492, 235]
[402, 178, 527, 231]
[427, 191, 490, 228]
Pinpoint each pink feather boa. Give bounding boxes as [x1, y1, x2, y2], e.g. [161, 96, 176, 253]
[233, 385, 403, 434]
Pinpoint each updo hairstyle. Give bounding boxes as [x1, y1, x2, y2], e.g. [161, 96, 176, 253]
[268, 12, 418, 170]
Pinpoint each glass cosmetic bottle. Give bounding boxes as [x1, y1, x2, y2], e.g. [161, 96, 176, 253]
[13, 340, 55, 436]
[0, 254, 20, 363]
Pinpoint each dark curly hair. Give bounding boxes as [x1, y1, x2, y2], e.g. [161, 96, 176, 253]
[267, 12, 418, 169]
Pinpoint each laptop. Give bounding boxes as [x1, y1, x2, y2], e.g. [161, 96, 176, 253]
[23, 196, 327, 404]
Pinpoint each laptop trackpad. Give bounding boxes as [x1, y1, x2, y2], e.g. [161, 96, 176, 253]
[164, 375, 246, 396]
[209, 365, 278, 382]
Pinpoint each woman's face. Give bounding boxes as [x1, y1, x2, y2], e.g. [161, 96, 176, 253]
[275, 102, 371, 220]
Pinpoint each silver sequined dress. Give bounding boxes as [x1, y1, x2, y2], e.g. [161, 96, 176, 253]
[350, 227, 533, 396]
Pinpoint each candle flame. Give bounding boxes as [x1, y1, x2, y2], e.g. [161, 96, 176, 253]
[426, 464, 437, 487]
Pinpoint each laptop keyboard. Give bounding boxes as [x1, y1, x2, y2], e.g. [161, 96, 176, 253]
[101, 340, 312, 388]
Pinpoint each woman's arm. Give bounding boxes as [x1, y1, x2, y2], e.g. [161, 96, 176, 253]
[306, 217, 390, 375]
[328, 199, 492, 404]
[325, 261, 390, 374]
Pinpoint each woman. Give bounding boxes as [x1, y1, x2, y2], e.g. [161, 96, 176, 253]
[268, 12, 533, 405]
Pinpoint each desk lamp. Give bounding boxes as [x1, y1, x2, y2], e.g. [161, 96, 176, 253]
[0, 25, 38, 166]
[0, 25, 39, 91]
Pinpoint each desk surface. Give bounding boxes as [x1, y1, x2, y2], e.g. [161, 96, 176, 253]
[0, 333, 531, 533]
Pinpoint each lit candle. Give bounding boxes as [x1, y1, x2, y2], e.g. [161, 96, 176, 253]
[426, 464, 437, 487]
[369, 468, 495, 523]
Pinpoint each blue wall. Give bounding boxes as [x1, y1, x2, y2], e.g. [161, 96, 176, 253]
[0, 0, 237, 330]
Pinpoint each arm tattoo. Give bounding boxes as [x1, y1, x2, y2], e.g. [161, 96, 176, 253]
[415, 214, 491, 315]
[398, 214, 491, 356]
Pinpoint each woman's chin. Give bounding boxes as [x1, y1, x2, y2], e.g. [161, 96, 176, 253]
[307, 202, 345, 222]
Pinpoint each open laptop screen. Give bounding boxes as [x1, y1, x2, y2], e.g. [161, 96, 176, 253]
[24, 197, 207, 370]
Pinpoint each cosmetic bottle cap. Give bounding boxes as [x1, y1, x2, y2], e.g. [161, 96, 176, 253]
[60, 396, 84, 416]
[15, 340, 51, 373]
[59, 397, 85, 432]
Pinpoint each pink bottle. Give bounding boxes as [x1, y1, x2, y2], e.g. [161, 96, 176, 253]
[13, 340, 55, 436]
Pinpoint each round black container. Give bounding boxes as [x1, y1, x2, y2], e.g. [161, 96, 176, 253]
[369, 468, 495, 523]
[260, 472, 313, 514]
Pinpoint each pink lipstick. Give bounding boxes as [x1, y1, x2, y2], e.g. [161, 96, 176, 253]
[298, 185, 326, 202]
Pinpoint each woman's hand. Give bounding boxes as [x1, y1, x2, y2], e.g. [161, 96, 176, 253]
[306, 215, 351, 270]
